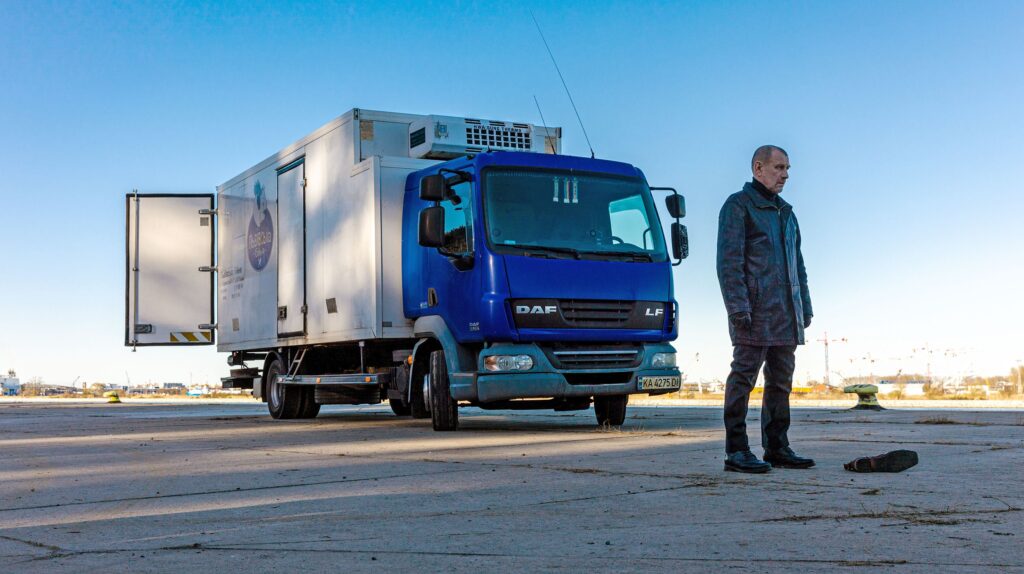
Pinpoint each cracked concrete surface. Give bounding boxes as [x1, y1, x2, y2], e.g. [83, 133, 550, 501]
[0, 401, 1021, 572]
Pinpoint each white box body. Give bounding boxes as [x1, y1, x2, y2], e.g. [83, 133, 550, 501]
[211, 108, 560, 352]
[216, 110, 429, 352]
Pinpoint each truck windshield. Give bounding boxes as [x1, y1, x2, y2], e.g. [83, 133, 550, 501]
[483, 168, 668, 262]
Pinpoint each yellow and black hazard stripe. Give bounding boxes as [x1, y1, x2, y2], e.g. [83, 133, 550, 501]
[169, 331, 213, 343]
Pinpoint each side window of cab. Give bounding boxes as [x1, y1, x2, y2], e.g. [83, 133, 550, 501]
[609, 194, 652, 249]
[440, 179, 473, 257]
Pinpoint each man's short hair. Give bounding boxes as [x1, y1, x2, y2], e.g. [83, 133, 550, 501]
[751, 145, 788, 169]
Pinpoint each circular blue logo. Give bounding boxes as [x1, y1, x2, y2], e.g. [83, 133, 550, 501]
[247, 181, 273, 271]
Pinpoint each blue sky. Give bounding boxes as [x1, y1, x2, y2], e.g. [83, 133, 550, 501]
[1, 0, 1021, 387]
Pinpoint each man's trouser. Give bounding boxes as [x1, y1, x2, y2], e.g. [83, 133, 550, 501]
[723, 344, 797, 454]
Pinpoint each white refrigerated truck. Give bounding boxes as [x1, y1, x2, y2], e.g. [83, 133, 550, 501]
[126, 107, 686, 428]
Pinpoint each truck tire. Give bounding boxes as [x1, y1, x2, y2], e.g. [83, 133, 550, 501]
[429, 350, 458, 431]
[389, 398, 411, 416]
[297, 388, 321, 419]
[409, 359, 430, 419]
[266, 356, 303, 420]
[594, 395, 628, 426]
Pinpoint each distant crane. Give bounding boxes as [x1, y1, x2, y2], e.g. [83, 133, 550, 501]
[817, 332, 847, 387]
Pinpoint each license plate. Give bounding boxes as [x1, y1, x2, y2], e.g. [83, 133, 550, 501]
[638, 376, 680, 391]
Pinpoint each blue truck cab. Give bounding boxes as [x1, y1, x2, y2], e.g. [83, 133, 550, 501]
[400, 151, 688, 430]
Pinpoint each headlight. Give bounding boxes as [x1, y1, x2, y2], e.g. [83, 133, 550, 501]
[651, 352, 676, 368]
[484, 355, 534, 372]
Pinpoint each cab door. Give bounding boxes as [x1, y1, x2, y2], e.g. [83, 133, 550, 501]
[429, 174, 483, 342]
[125, 193, 215, 347]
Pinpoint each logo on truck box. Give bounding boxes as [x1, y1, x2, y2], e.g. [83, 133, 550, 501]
[247, 180, 274, 271]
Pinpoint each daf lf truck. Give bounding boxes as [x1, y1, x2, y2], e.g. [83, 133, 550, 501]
[125, 108, 689, 430]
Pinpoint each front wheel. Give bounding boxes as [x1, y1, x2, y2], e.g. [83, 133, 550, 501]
[429, 350, 458, 431]
[594, 395, 628, 426]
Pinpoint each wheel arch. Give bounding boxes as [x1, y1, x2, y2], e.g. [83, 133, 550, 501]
[410, 316, 474, 400]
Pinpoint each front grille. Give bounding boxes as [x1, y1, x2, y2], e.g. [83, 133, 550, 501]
[545, 344, 642, 370]
[510, 298, 665, 330]
[559, 299, 634, 327]
[565, 372, 634, 386]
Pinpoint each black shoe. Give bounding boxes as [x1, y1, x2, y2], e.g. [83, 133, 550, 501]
[844, 449, 918, 473]
[763, 446, 815, 469]
[724, 450, 772, 474]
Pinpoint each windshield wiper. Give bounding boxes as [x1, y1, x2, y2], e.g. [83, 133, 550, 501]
[503, 244, 581, 259]
[578, 249, 654, 262]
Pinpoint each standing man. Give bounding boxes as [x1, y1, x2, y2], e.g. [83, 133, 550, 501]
[716, 145, 814, 473]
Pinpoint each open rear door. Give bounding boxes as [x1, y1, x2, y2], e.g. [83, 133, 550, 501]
[126, 193, 215, 347]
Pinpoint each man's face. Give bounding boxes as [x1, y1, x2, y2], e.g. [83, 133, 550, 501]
[753, 150, 790, 194]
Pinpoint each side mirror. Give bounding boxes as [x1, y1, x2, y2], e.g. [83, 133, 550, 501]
[671, 222, 689, 260]
[665, 194, 686, 219]
[420, 174, 447, 202]
[418, 206, 444, 247]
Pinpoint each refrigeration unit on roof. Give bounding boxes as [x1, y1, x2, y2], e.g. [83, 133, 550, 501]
[408, 115, 561, 160]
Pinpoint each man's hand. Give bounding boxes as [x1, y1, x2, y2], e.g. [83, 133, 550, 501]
[804, 315, 813, 329]
[729, 312, 752, 330]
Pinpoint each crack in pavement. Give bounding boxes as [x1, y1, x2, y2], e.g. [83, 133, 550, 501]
[0, 467, 475, 514]
[20, 542, 1021, 569]
[751, 506, 1021, 525]
[0, 534, 63, 553]
[805, 418, 1024, 428]
[813, 437, 1000, 447]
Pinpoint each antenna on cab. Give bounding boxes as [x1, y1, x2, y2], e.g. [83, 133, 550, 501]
[530, 11, 595, 159]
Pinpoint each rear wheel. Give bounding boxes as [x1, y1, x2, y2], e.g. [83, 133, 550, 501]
[388, 366, 412, 416]
[297, 387, 321, 419]
[389, 398, 411, 416]
[594, 395, 628, 426]
[409, 357, 430, 419]
[266, 356, 303, 420]
[429, 350, 458, 431]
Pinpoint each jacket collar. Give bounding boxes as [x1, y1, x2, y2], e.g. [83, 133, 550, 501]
[742, 181, 791, 211]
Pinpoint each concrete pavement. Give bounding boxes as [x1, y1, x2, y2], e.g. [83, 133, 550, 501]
[0, 400, 1021, 572]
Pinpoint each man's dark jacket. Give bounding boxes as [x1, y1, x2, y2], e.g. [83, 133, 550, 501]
[716, 182, 812, 346]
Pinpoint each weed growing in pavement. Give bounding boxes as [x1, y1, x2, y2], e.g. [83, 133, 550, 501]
[913, 416, 991, 426]
[914, 416, 955, 424]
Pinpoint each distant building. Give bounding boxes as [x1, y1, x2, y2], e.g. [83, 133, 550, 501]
[877, 380, 925, 397]
[1, 369, 20, 396]
[681, 379, 724, 393]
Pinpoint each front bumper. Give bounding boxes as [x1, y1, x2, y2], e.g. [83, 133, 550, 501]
[449, 342, 681, 403]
